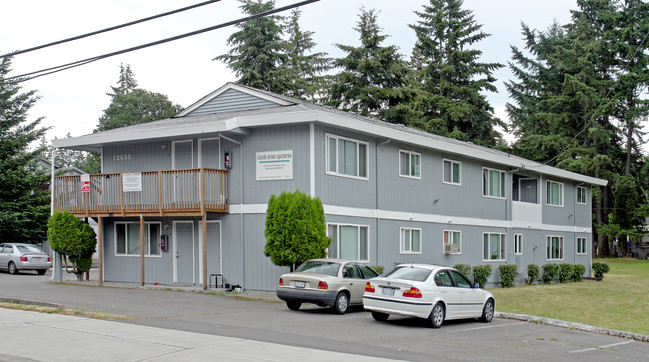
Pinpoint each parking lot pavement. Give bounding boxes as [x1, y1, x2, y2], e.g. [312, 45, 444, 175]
[0, 308, 400, 362]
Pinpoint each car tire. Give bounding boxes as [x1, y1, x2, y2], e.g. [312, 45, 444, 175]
[37, 269, 47, 275]
[371, 311, 389, 322]
[333, 292, 349, 314]
[429, 302, 445, 328]
[480, 298, 494, 323]
[286, 302, 301, 311]
[8, 262, 18, 275]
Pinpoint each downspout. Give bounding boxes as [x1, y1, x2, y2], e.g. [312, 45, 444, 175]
[574, 183, 583, 265]
[220, 134, 244, 290]
[375, 139, 390, 265]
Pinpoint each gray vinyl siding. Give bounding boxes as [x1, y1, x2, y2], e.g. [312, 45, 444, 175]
[186, 89, 280, 116]
[542, 178, 578, 226]
[103, 142, 173, 173]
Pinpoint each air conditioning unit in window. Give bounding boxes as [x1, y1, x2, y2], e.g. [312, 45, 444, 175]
[444, 243, 452, 254]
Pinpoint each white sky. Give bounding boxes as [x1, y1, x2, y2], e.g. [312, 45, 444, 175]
[1, 0, 577, 143]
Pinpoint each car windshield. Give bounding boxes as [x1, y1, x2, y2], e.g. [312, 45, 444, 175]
[383, 266, 432, 282]
[295, 261, 341, 276]
[16, 245, 44, 253]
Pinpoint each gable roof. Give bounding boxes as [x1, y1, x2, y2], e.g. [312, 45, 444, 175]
[53, 83, 607, 187]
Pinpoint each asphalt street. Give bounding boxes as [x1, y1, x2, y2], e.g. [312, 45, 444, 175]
[1, 270, 647, 361]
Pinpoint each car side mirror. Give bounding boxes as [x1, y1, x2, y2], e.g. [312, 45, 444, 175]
[473, 283, 479, 288]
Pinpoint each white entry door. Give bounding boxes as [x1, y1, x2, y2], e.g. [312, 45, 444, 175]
[173, 221, 194, 284]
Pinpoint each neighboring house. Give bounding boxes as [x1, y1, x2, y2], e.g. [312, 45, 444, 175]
[51, 83, 607, 290]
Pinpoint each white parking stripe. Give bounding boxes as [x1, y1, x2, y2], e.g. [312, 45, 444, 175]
[569, 340, 634, 353]
[451, 322, 525, 332]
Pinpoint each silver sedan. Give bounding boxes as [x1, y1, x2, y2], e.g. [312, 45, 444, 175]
[0, 243, 52, 275]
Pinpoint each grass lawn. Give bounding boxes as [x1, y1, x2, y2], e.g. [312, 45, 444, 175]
[488, 258, 649, 335]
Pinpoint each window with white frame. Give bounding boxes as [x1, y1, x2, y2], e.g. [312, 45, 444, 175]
[546, 236, 564, 260]
[115, 222, 161, 256]
[326, 134, 368, 179]
[327, 224, 369, 261]
[443, 230, 461, 254]
[400, 227, 422, 254]
[514, 234, 523, 255]
[443, 159, 461, 185]
[483, 168, 505, 198]
[577, 186, 587, 204]
[577, 237, 587, 255]
[399, 150, 421, 178]
[483, 233, 505, 261]
[546, 180, 564, 206]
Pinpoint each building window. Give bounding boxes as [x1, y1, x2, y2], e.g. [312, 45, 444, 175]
[577, 237, 587, 255]
[115, 222, 161, 256]
[327, 224, 369, 261]
[483, 168, 505, 198]
[400, 227, 422, 254]
[546, 180, 564, 207]
[546, 236, 564, 260]
[514, 234, 523, 255]
[399, 150, 421, 178]
[443, 159, 461, 185]
[443, 230, 461, 254]
[483, 233, 505, 261]
[326, 134, 368, 179]
[577, 186, 587, 205]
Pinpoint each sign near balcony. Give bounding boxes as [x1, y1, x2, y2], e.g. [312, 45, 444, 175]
[123, 172, 142, 192]
[256, 150, 293, 181]
[80, 174, 90, 193]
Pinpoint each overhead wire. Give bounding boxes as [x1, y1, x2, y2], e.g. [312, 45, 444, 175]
[6, 0, 320, 83]
[0, 0, 223, 59]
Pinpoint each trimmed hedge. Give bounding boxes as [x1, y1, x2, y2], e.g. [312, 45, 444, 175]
[473, 265, 492, 288]
[542, 264, 559, 284]
[572, 264, 586, 282]
[454, 264, 472, 277]
[592, 262, 610, 279]
[371, 265, 384, 275]
[527, 264, 540, 284]
[499, 264, 518, 288]
[558, 263, 574, 283]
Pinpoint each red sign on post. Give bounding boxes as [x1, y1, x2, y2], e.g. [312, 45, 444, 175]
[81, 174, 90, 193]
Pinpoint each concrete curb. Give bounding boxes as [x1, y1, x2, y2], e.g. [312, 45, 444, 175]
[495, 311, 649, 343]
[0, 297, 65, 309]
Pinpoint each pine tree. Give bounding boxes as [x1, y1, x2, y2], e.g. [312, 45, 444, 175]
[325, 8, 412, 123]
[409, 0, 503, 146]
[0, 56, 51, 243]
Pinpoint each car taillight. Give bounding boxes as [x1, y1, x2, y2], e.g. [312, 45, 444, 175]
[279, 277, 284, 286]
[47, 257, 51, 262]
[364, 282, 375, 293]
[20, 255, 28, 262]
[403, 287, 422, 298]
[318, 281, 328, 290]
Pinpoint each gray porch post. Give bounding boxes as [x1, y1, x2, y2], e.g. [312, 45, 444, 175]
[51, 147, 62, 283]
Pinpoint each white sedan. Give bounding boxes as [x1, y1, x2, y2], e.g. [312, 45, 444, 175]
[363, 264, 494, 328]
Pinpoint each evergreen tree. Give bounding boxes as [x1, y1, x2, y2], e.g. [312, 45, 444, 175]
[325, 8, 413, 123]
[409, 0, 503, 146]
[284, 9, 330, 100]
[215, 0, 290, 93]
[96, 64, 183, 132]
[0, 56, 50, 243]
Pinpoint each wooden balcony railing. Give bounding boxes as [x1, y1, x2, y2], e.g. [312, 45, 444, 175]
[53, 168, 229, 217]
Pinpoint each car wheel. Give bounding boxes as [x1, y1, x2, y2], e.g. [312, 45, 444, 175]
[333, 292, 349, 314]
[371, 311, 389, 322]
[36, 269, 47, 275]
[8, 262, 18, 275]
[429, 302, 445, 328]
[480, 298, 494, 323]
[286, 302, 301, 311]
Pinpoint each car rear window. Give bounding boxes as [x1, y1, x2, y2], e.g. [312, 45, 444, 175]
[383, 266, 431, 282]
[295, 261, 341, 276]
[17, 245, 44, 253]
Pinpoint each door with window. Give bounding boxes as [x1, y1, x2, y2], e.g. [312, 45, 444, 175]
[173, 221, 194, 284]
[519, 178, 538, 203]
[450, 269, 483, 317]
[342, 263, 365, 304]
[433, 269, 462, 319]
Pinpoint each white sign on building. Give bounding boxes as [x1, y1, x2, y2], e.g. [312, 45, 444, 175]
[122, 172, 142, 192]
[256, 150, 293, 181]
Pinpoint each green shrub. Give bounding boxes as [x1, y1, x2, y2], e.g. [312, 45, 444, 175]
[499, 264, 518, 287]
[592, 262, 610, 279]
[472, 265, 492, 288]
[454, 264, 471, 277]
[371, 265, 384, 275]
[572, 264, 586, 282]
[558, 263, 574, 283]
[542, 264, 559, 284]
[527, 264, 540, 284]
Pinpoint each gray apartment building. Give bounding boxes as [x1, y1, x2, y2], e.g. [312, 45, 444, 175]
[51, 83, 607, 290]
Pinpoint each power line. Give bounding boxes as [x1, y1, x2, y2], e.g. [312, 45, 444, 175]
[0, 0, 223, 59]
[6, 0, 320, 83]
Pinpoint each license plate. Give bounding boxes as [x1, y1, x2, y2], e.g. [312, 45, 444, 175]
[382, 287, 395, 296]
[294, 281, 306, 288]
[32, 257, 42, 262]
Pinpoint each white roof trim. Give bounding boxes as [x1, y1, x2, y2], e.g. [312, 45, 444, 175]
[176, 83, 294, 117]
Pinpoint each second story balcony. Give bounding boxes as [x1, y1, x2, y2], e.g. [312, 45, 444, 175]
[53, 168, 229, 217]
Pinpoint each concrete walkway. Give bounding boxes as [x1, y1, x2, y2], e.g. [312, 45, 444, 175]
[0, 308, 397, 362]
